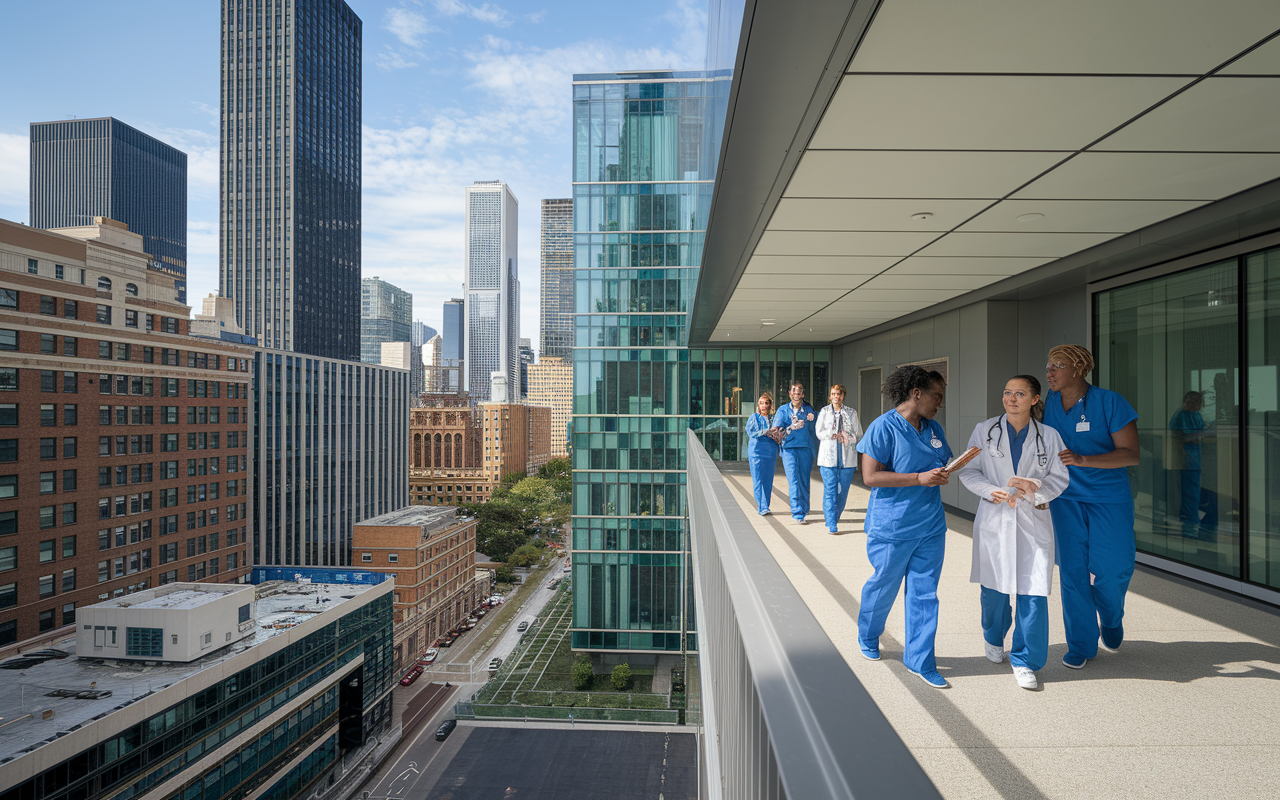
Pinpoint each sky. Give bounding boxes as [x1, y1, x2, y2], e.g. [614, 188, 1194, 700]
[0, 0, 707, 348]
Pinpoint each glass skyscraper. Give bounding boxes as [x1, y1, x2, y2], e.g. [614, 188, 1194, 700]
[540, 198, 574, 359]
[464, 181, 519, 402]
[360, 276, 413, 364]
[29, 117, 188, 301]
[569, 71, 713, 653]
[219, 0, 362, 361]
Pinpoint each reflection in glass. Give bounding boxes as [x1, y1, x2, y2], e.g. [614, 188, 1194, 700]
[1246, 247, 1280, 590]
[1095, 258, 1240, 578]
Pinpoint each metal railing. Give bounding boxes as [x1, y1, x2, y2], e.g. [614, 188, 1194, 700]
[687, 431, 942, 800]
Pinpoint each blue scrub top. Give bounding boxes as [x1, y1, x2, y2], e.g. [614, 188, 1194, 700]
[1168, 409, 1204, 470]
[856, 411, 953, 541]
[1044, 384, 1138, 503]
[773, 402, 818, 451]
[745, 412, 780, 460]
[1007, 420, 1029, 468]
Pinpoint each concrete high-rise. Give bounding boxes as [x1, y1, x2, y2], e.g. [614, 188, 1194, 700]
[463, 182, 518, 402]
[218, 0, 362, 360]
[360, 277, 412, 364]
[29, 118, 188, 302]
[540, 198, 573, 359]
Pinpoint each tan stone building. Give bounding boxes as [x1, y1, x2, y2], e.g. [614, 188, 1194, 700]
[0, 218, 253, 651]
[527, 355, 570, 458]
[410, 397, 552, 507]
[352, 506, 489, 669]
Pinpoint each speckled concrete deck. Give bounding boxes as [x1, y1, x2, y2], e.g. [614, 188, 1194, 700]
[718, 462, 1280, 800]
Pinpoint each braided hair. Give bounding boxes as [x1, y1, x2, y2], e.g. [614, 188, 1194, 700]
[882, 365, 945, 407]
[1047, 344, 1095, 380]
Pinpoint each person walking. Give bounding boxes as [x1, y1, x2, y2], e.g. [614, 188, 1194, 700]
[816, 384, 863, 534]
[958, 375, 1069, 690]
[773, 381, 818, 524]
[1043, 344, 1139, 670]
[745, 392, 782, 515]
[855, 365, 953, 688]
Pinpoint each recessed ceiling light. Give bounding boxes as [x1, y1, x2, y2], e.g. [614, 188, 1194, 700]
[1016, 213, 1045, 223]
[910, 212, 933, 221]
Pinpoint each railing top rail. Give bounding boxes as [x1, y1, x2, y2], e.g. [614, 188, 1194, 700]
[687, 430, 942, 800]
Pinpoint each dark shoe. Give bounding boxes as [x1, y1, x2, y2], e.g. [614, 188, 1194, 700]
[1062, 652, 1088, 669]
[1100, 624, 1123, 652]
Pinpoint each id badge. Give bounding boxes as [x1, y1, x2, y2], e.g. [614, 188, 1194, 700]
[1076, 421, 1090, 432]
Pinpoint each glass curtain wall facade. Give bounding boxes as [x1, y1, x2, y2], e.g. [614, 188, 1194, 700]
[252, 351, 408, 567]
[540, 198, 575, 359]
[1094, 242, 1280, 592]
[359, 277, 413, 364]
[463, 182, 518, 401]
[220, 0, 363, 360]
[30, 118, 188, 301]
[570, 72, 712, 653]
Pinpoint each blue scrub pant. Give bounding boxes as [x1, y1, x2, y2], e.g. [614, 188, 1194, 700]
[1178, 469, 1219, 541]
[859, 533, 946, 673]
[980, 586, 1048, 671]
[820, 465, 856, 532]
[1050, 498, 1135, 659]
[749, 453, 777, 514]
[781, 447, 814, 519]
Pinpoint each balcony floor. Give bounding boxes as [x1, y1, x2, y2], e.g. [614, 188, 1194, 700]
[717, 462, 1280, 800]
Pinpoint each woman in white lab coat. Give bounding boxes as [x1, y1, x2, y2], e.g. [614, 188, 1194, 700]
[816, 384, 863, 534]
[958, 375, 1069, 690]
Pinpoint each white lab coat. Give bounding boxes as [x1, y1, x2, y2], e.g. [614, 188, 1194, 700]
[958, 415, 1070, 597]
[816, 404, 863, 468]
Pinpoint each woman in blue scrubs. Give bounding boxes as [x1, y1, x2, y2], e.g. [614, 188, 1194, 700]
[1043, 344, 1140, 670]
[745, 392, 782, 515]
[856, 365, 953, 688]
[773, 382, 818, 524]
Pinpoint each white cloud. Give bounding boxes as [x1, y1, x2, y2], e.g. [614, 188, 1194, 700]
[376, 48, 420, 71]
[434, 0, 512, 28]
[524, 10, 547, 24]
[384, 7, 433, 47]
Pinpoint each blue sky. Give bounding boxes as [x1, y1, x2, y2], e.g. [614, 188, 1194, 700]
[0, 0, 706, 344]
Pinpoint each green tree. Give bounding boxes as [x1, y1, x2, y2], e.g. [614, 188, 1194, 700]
[506, 543, 542, 569]
[572, 656, 594, 690]
[538, 458, 572, 499]
[611, 662, 632, 691]
[493, 563, 516, 584]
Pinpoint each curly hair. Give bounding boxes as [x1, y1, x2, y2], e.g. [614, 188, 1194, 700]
[882, 365, 945, 407]
[1048, 344, 1095, 378]
[756, 391, 775, 413]
[1010, 374, 1045, 421]
[829, 383, 847, 397]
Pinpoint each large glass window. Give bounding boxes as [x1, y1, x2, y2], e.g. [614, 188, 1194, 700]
[1096, 258, 1240, 578]
[1246, 247, 1280, 590]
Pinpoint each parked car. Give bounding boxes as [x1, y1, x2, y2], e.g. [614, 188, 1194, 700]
[487, 657, 502, 671]
[516, 620, 529, 632]
[435, 719, 458, 741]
[417, 649, 438, 666]
[399, 666, 424, 686]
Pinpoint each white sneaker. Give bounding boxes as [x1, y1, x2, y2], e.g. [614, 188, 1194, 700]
[1012, 666, 1038, 690]
[984, 641, 1005, 663]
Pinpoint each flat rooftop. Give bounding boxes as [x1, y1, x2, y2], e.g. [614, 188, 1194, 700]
[0, 580, 380, 766]
[97, 584, 249, 611]
[421, 727, 696, 800]
[355, 505, 470, 534]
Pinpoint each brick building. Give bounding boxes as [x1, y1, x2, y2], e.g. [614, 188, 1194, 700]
[0, 217, 252, 651]
[352, 506, 489, 669]
[409, 398, 552, 507]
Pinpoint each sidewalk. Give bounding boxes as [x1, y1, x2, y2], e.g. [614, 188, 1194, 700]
[718, 462, 1280, 800]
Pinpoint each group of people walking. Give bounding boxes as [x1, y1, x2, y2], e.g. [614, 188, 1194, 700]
[744, 344, 1140, 691]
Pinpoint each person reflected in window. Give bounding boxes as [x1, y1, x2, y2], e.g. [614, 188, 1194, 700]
[816, 384, 863, 534]
[773, 381, 818, 524]
[1169, 391, 1218, 542]
[1043, 344, 1140, 670]
[855, 365, 952, 689]
[958, 375, 1069, 690]
[746, 392, 783, 516]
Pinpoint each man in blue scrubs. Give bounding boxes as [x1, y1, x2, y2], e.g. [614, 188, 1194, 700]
[774, 382, 818, 523]
[1043, 344, 1140, 670]
[856, 366, 953, 688]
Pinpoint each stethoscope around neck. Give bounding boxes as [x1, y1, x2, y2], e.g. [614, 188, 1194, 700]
[986, 414, 1048, 467]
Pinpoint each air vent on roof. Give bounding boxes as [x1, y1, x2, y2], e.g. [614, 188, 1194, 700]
[46, 689, 113, 700]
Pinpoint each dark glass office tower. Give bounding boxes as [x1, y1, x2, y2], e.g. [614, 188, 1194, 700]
[540, 198, 574, 358]
[219, 0, 362, 360]
[29, 117, 188, 301]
